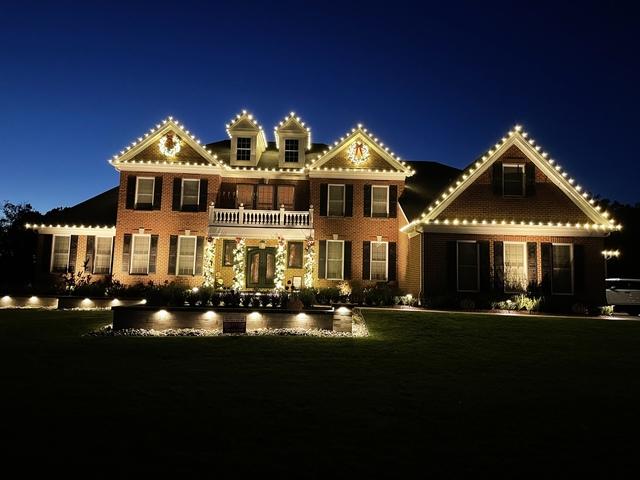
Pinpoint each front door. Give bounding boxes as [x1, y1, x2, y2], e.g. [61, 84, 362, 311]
[247, 247, 276, 288]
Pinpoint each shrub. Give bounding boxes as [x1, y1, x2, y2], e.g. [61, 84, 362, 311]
[316, 287, 341, 305]
[297, 288, 317, 308]
[599, 305, 615, 316]
[363, 284, 396, 306]
[459, 298, 476, 310]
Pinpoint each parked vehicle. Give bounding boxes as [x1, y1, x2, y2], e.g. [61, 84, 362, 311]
[606, 278, 640, 314]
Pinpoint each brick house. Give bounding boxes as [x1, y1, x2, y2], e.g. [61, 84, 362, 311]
[29, 117, 619, 306]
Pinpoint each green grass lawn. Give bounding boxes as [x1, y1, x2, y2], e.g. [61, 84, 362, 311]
[1, 308, 639, 476]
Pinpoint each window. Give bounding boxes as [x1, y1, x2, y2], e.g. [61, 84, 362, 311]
[328, 184, 345, 216]
[504, 242, 527, 292]
[288, 241, 303, 268]
[93, 237, 113, 274]
[370, 241, 388, 281]
[177, 236, 197, 275]
[457, 241, 479, 292]
[503, 164, 525, 196]
[326, 240, 344, 280]
[236, 184, 254, 207]
[222, 240, 235, 266]
[51, 235, 71, 272]
[371, 185, 389, 217]
[236, 137, 251, 161]
[135, 177, 155, 206]
[284, 139, 299, 163]
[181, 179, 200, 208]
[130, 235, 151, 274]
[277, 185, 295, 210]
[256, 185, 274, 210]
[552, 244, 573, 294]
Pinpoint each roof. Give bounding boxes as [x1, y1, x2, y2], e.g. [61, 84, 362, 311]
[400, 161, 461, 220]
[41, 187, 119, 227]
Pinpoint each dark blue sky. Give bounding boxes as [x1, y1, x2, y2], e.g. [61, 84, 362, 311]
[1, 1, 638, 211]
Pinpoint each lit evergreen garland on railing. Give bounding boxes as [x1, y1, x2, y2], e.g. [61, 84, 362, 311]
[232, 237, 246, 291]
[304, 237, 315, 288]
[274, 236, 286, 292]
[202, 237, 217, 287]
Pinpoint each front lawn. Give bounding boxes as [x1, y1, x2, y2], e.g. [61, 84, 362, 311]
[1, 308, 639, 476]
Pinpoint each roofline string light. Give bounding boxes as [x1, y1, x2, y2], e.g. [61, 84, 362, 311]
[400, 217, 622, 233]
[408, 124, 618, 228]
[274, 112, 312, 150]
[25, 223, 115, 230]
[225, 110, 268, 147]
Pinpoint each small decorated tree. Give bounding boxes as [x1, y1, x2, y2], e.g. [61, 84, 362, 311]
[231, 237, 246, 292]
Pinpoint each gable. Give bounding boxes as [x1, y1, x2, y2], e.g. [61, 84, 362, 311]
[129, 129, 212, 165]
[319, 145, 404, 172]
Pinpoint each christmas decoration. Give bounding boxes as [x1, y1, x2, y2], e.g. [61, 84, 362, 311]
[159, 132, 182, 157]
[304, 237, 315, 288]
[274, 237, 286, 292]
[347, 140, 370, 165]
[231, 238, 246, 291]
[202, 237, 217, 287]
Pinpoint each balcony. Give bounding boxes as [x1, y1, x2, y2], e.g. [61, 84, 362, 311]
[208, 204, 314, 239]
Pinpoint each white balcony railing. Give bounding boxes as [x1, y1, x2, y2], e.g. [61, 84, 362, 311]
[209, 204, 313, 228]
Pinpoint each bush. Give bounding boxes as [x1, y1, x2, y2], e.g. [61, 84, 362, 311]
[459, 298, 476, 310]
[316, 287, 341, 305]
[599, 305, 615, 316]
[363, 284, 397, 306]
[296, 288, 317, 308]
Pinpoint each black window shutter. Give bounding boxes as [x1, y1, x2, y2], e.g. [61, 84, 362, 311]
[195, 236, 205, 275]
[541, 243, 552, 294]
[345, 185, 353, 217]
[527, 242, 538, 287]
[68, 235, 78, 273]
[573, 244, 585, 294]
[149, 235, 159, 273]
[525, 163, 536, 196]
[172, 178, 182, 211]
[493, 241, 504, 291]
[388, 241, 397, 282]
[492, 162, 503, 195]
[153, 177, 162, 210]
[343, 241, 352, 279]
[319, 184, 328, 216]
[363, 185, 372, 217]
[126, 176, 136, 209]
[122, 234, 132, 273]
[168, 235, 178, 275]
[362, 241, 371, 280]
[479, 240, 490, 292]
[318, 240, 326, 279]
[389, 185, 398, 218]
[85, 236, 95, 273]
[199, 179, 208, 212]
[446, 241, 457, 291]
[41, 234, 53, 273]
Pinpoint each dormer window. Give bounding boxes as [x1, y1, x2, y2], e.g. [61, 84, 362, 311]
[236, 137, 252, 161]
[503, 164, 525, 197]
[284, 139, 300, 163]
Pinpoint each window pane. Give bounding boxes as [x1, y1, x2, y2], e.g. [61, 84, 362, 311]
[288, 242, 302, 268]
[552, 245, 572, 294]
[237, 137, 251, 161]
[131, 236, 150, 274]
[182, 180, 199, 206]
[328, 185, 344, 216]
[51, 236, 71, 272]
[370, 242, 387, 281]
[457, 242, 478, 291]
[94, 237, 112, 274]
[503, 165, 524, 196]
[327, 241, 343, 279]
[136, 178, 154, 205]
[256, 185, 274, 210]
[223, 241, 234, 266]
[372, 186, 388, 216]
[277, 185, 295, 209]
[177, 237, 196, 275]
[237, 185, 254, 207]
[504, 243, 527, 292]
[284, 139, 299, 163]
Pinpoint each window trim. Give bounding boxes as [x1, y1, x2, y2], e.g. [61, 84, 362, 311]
[287, 241, 303, 268]
[551, 243, 574, 296]
[326, 239, 345, 280]
[135, 177, 155, 207]
[176, 235, 197, 276]
[502, 163, 526, 197]
[130, 234, 151, 275]
[456, 240, 480, 293]
[93, 236, 113, 274]
[327, 184, 346, 217]
[284, 138, 300, 163]
[503, 241, 528, 293]
[256, 184, 275, 210]
[236, 137, 252, 161]
[371, 185, 390, 217]
[50, 234, 71, 273]
[222, 239, 235, 266]
[181, 178, 200, 208]
[369, 240, 389, 281]
[277, 184, 295, 210]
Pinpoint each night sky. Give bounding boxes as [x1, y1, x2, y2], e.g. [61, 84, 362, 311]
[1, 1, 638, 211]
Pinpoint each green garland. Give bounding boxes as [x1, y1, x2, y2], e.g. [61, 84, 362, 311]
[304, 237, 315, 288]
[202, 237, 217, 287]
[274, 236, 286, 292]
[231, 237, 246, 291]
